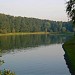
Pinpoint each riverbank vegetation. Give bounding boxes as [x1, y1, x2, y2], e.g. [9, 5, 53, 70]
[0, 32, 50, 36]
[0, 32, 74, 36]
[0, 69, 15, 75]
[0, 13, 74, 34]
[63, 36, 75, 74]
[62, 0, 75, 74]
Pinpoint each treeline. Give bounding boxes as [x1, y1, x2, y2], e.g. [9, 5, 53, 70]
[0, 13, 73, 33]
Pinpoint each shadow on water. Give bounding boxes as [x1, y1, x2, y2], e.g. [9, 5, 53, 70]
[62, 36, 75, 75]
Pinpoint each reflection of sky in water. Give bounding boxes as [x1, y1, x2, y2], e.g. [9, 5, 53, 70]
[0, 44, 70, 75]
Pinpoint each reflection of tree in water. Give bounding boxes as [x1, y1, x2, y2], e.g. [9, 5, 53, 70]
[0, 34, 72, 51]
[0, 34, 73, 75]
[0, 34, 72, 56]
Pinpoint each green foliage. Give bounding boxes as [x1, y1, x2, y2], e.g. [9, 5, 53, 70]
[66, 0, 75, 24]
[0, 13, 73, 33]
[0, 69, 15, 75]
[0, 60, 4, 66]
[44, 22, 51, 32]
[63, 36, 75, 74]
[62, 27, 66, 32]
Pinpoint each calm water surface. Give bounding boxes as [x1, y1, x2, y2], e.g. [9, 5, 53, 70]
[0, 34, 72, 75]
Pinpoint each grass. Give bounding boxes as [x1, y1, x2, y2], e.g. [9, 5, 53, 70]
[0, 32, 74, 36]
[63, 36, 75, 74]
[0, 32, 50, 36]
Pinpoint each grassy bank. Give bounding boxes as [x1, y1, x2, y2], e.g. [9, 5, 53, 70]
[63, 36, 75, 74]
[0, 32, 74, 36]
[0, 32, 50, 36]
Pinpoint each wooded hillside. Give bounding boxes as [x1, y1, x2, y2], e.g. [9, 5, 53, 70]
[0, 13, 73, 33]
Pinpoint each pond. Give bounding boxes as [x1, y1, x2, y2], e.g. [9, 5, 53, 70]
[0, 34, 72, 75]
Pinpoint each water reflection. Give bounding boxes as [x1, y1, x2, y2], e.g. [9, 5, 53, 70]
[0, 34, 72, 75]
[0, 34, 71, 51]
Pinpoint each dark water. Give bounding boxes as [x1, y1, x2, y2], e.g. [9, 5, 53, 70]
[0, 34, 72, 75]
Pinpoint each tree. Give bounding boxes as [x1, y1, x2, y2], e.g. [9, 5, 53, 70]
[45, 22, 51, 32]
[58, 22, 62, 32]
[62, 27, 66, 32]
[0, 13, 73, 33]
[66, 0, 75, 24]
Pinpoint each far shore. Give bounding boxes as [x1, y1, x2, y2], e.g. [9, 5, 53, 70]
[0, 32, 74, 36]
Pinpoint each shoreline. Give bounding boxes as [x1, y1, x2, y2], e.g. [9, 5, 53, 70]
[0, 32, 74, 36]
[0, 32, 49, 36]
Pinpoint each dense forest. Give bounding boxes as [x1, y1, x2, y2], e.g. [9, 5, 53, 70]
[0, 13, 73, 33]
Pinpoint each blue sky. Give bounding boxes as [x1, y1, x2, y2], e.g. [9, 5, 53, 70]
[0, 0, 68, 21]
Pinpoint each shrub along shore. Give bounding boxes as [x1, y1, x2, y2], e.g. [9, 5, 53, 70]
[63, 36, 75, 75]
